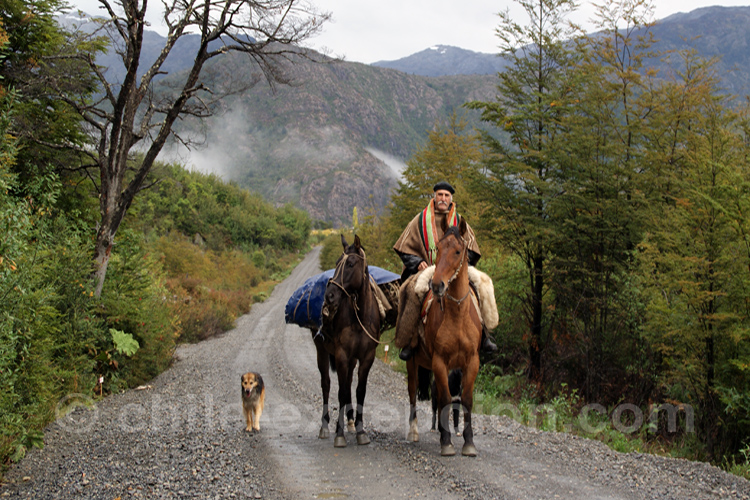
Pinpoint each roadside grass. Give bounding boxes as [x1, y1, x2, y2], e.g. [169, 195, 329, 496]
[472, 367, 750, 479]
[724, 446, 750, 480]
[375, 328, 406, 374]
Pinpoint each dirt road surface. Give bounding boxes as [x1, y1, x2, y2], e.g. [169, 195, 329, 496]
[2, 247, 749, 499]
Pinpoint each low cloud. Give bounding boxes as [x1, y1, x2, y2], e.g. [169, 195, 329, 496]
[365, 147, 407, 180]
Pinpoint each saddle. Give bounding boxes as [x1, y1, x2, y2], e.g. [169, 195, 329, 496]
[393, 266, 499, 350]
[320, 276, 399, 338]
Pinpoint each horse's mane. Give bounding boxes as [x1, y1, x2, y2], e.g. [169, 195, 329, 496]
[443, 225, 462, 241]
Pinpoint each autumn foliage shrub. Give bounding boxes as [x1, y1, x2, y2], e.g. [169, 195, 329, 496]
[152, 233, 266, 343]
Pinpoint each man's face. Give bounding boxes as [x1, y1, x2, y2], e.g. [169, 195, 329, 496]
[434, 189, 453, 212]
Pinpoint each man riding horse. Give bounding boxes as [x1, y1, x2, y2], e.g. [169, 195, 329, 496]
[392, 181, 497, 360]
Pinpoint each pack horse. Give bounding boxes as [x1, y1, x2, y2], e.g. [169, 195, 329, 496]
[314, 235, 383, 447]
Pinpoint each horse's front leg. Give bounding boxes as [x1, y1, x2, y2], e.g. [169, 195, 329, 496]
[354, 351, 376, 445]
[432, 361, 455, 456]
[406, 358, 419, 442]
[313, 335, 331, 439]
[346, 360, 357, 433]
[460, 355, 480, 457]
[334, 354, 354, 448]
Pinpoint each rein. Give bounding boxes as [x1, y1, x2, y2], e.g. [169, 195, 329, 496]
[328, 252, 385, 345]
[438, 235, 470, 309]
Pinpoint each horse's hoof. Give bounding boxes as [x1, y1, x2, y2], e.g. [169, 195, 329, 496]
[347, 421, 356, 433]
[407, 431, 419, 442]
[318, 427, 330, 439]
[356, 432, 370, 445]
[462, 444, 477, 457]
[334, 436, 347, 448]
[441, 444, 456, 456]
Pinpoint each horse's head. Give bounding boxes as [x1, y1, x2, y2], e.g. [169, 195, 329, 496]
[324, 234, 368, 310]
[431, 219, 468, 298]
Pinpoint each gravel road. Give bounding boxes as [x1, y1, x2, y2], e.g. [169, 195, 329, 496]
[2, 247, 749, 499]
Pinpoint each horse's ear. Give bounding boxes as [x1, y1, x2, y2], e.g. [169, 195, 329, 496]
[341, 233, 348, 249]
[354, 234, 363, 250]
[459, 217, 468, 237]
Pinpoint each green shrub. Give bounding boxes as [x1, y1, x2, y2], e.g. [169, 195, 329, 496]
[99, 229, 177, 388]
[252, 249, 266, 269]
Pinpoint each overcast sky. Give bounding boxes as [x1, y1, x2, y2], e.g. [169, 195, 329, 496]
[70, 1, 750, 64]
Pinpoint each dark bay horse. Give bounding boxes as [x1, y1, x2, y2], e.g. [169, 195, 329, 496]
[406, 219, 482, 456]
[313, 234, 382, 447]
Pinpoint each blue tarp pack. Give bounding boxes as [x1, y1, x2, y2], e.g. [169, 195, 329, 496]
[285, 266, 400, 330]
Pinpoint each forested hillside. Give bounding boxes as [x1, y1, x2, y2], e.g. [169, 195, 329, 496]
[60, 12, 499, 225]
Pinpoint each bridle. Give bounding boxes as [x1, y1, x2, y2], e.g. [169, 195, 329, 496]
[327, 250, 385, 345]
[328, 251, 367, 295]
[437, 234, 470, 309]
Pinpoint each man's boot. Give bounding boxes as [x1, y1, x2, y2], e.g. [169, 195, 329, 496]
[399, 345, 415, 361]
[481, 327, 497, 353]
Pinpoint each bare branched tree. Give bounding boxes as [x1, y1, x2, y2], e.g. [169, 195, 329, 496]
[54, 0, 330, 296]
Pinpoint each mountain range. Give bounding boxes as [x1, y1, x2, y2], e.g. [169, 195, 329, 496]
[64, 6, 750, 225]
[372, 45, 509, 77]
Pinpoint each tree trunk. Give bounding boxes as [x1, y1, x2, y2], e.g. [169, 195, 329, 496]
[529, 256, 544, 382]
[703, 292, 716, 460]
[93, 229, 113, 298]
[93, 178, 119, 297]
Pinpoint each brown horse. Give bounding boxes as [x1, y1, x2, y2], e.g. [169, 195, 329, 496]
[313, 234, 382, 447]
[406, 219, 482, 456]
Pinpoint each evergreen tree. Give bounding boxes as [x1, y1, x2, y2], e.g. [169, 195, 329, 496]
[547, 0, 657, 400]
[638, 50, 750, 459]
[0, 0, 103, 180]
[467, 0, 579, 382]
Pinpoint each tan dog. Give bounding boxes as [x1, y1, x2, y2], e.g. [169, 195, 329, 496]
[241, 372, 265, 432]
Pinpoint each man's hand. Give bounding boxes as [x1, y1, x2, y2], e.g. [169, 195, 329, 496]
[418, 261, 428, 271]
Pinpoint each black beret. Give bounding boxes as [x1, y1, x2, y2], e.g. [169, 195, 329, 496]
[433, 181, 455, 194]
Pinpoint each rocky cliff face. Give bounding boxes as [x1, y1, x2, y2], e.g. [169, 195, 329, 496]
[163, 52, 497, 225]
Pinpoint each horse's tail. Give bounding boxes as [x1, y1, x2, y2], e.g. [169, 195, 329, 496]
[417, 366, 432, 401]
[329, 353, 336, 373]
